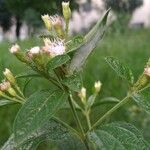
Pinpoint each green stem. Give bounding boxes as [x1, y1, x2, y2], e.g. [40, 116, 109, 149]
[90, 95, 130, 131]
[85, 112, 92, 130]
[14, 85, 25, 98]
[68, 95, 90, 150]
[68, 95, 85, 136]
[1, 94, 23, 104]
[65, 20, 69, 39]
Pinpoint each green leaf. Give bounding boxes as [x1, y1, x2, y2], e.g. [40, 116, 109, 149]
[88, 130, 125, 150]
[69, 9, 110, 74]
[132, 88, 150, 114]
[0, 99, 15, 107]
[100, 122, 149, 149]
[88, 122, 150, 150]
[66, 35, 85, 53]
[105, 56, 134, 84]
[13, 90, 68, 145]
[46, 54, 70, 71]
[15, 70, 40, 79]
[62, 74, 82, 92]
[2, 118, 86, 150]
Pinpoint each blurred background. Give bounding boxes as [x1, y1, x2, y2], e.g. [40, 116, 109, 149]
[0, 0, 150, 149]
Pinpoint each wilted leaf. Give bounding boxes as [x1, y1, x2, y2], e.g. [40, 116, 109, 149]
[13, 90, 68, 145]
[69, 9, 110, 74]
[105, 56, 134, 84]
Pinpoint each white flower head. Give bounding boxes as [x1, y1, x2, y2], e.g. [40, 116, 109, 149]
[10, 44, 20, 53]
[28, 46, 40, 58]
[144, 67, 150, 77]
[43, 38, 65, 57]
[94, 81, 102, 93]
[29, 46, 40, 54]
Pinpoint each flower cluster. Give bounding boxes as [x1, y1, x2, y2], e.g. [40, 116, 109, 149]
[9, 2, 71, 74]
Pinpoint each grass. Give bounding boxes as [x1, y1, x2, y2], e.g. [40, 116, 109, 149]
[0, 29, 150, 147]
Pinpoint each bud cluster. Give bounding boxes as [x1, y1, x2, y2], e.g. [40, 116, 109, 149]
[41, 1, 71, 38]
[78, 81, 102, 107]
[0, 69, 25, 103]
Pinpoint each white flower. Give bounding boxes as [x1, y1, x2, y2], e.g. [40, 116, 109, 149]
[43, 38, 65, 57]
[144, 67, 150, 77]
[94, 81, 102, 93]
[29, 47, 40, 54]
[28, 46, 40, 58]
[10, 44, 20, 53]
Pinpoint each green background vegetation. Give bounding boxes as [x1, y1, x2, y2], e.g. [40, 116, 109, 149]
[0, 28, 150, 147]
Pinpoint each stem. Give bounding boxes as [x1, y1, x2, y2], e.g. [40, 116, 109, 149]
[65, 20, 69, 39]
[1, 94, 23, 104]
[90, 95, 130, 130]
[85, 112, 92, 130]
[15, 94, 25, 102]
[68, 95, 90, 150]
[68, 95, 85, 136]
[14, 85, 25, 98]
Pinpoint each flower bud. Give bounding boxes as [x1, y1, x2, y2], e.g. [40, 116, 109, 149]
[50, 15, 65, 38]
[78, 87, 86, 104]
[7, 87, 17, 97]
[62, 1, 71, 21]
[41, 14, 52, 31]
[3, 69, 16, 84]
[28, 46, 40, 58]
[94, 81, 102, 93]
[0, 81, 17, 97]
[10, 44, 29, 64]
[144, 67, 150, 77]
[0, 81, 11, 91]
[10, 44, 20, 54]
